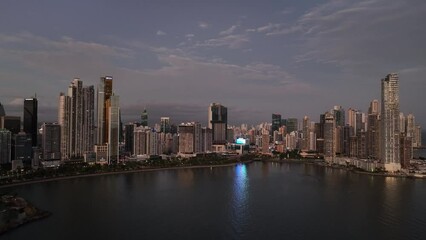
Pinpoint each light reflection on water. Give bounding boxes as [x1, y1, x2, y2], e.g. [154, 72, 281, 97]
[231, 164, 249, 237]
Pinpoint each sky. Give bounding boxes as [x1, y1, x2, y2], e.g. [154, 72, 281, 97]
[0, 0, 425, 127]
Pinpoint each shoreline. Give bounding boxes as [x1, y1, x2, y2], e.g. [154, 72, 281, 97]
[260, 158, 426, 179]
[0, 161, 251, 189]
[1, 158, 424, 189]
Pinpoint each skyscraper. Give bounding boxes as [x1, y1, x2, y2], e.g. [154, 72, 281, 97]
[41, 123, 61, 161]
[0, 129, 11, 164]
[160, 117, 171, 133]
[286, 118, 298, 133]
[58, 79, 95, 160]
[24, 97, 38, 147]
[302, 116, 310, 151]
[0, 101, 5, 117]
[324, 112, 335, 162]
[333, 106, 345, 127]
[208, 103, 227, 145]
[107, 95, 120, 164]
[271, 114, 282, 133]
[141, 108, 148, 127]
[380, 73, 400, 172]
[97, 76, 113, 145]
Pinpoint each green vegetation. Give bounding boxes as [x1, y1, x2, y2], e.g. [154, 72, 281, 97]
[0, 154, 247, 185]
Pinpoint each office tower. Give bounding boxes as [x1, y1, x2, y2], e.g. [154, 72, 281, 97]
[286, 118, 298, 133]
[134, 126, 147, 155]
[160, 117, 171, 133]
[146, 130, 161, 155]
[14, 132, 32, 164]
[302, 116, 310, 151]
[342, 125, 351, 156]
[347, 108, 357, 130]
[41, 123, 61, 161]
[107, 95, 120, 164]
[399, 113, 406, 133]
[58, 79, 95, 160]
[97, 76, 113, 145]
[82, 85, 95, 152]
[324, 112, 335, 162]
[68, 79, 83, 158]
[400, 133, 412, 169]
[355, 111, 364, 134]
[369, 99, 380, 115]
[202, 127, 212, 152]
[141, 108, 148, 127]
[208, 103, 227, 145]
[406, 114, 415, 138]
[0, 129, 11, 164]
[178, 122, 202, 155]
[414, 125, 422, 148]
[24, 97, 38, 147]
[271, 114, 282, 133]
[0, 116, 21, 134]
[0, 101, 5, 117]
[58, 92, 71, 160]
[380, 73, 400, 171]
[367, 111, 379, 159]
[124, 123, 135, 155]
[333, 106, 345, 127]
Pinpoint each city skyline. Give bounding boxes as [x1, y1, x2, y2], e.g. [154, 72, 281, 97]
[0, 1, 425, 127]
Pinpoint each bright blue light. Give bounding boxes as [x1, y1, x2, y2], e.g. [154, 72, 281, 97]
[236, 138, 246, 145]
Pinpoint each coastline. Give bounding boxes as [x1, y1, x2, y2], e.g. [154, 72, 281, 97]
[260, 158, 426, 179]
[0, 161, 251, 189]
[1, 157, 423, 189]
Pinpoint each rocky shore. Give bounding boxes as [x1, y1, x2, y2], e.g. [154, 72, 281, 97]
[0, 194, 51, 235]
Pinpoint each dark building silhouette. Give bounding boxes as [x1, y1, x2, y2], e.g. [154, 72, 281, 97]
[23, 98, 38, 147]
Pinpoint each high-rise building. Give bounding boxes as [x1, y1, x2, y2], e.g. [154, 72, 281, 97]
[124, 123, 135, 155]
[368, 99, 380, 115]
[271, 114, 282, 133]
[0, 129, 11, 164]
[178, 122, 202, 155]
[58, 79, 95, 160]
[367, 110, 379, 159]
[107, 95, 120, 164]
[24, 97, 38, 147]
[324, 112, 335, 162]
[208, 103, 227, 145]
[41, 123, 61, 161]
[0, 116, 21, 135]
[286, 118, 298, 133]
[399, 113, 406, 134]
[14, 132, 32, 164]
[133, 126, 148, 155]
[414, 125, 422, 148]
[333, 106, 345, 127]
[82, 85, 95, 153]
[141, 108, 148, 127]
[97, 76, 113, 145]
[160, 117, 171, 133]
[58, 92, 71, 160]
[0, 101, 5, 117]
[302, 116, 310, 151]
[380, 73, 401, 172]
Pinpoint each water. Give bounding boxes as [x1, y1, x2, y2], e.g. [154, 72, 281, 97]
[2, 162, 426, 240]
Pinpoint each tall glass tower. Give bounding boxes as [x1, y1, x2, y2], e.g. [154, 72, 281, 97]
[24, 97, 38, 147]
[380, 73, 400, 172]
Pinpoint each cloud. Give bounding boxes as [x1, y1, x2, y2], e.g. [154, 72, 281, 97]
[198, 21, 209, 29]
[185, 33, 195, 39]
[195, 34, 249, 49]
[8, 98, 24, 106]
[219, 25, 238, 35]
[156, 30, 167, 36]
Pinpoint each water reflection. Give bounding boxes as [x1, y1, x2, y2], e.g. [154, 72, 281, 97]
[231, 164, 250, 237]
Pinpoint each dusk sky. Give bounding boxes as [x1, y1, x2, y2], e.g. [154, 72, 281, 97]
[0, 0, 425, 127]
